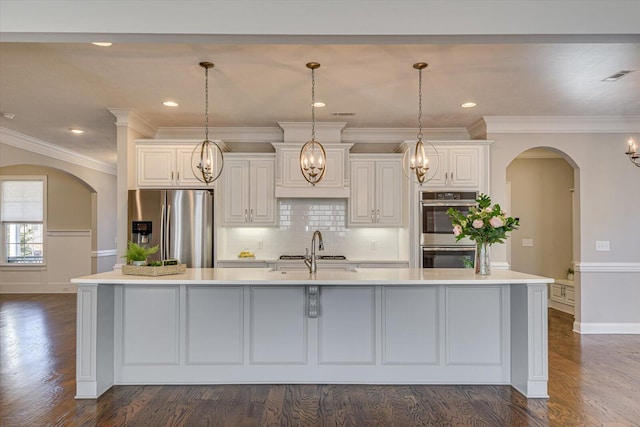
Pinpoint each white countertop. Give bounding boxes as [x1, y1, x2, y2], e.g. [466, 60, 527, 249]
[72, 268, 552, 286]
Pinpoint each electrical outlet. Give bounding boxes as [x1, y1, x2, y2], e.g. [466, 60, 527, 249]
[522, 238, 534, 247]
[595, 240, 610, 251]
[257, 240, 263, 250]
[371, 240, 377, 250]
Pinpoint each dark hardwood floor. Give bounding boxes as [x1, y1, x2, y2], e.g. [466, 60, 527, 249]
[1, 294, 639, 426]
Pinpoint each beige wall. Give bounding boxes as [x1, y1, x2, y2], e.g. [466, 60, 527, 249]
[0, 141, 117, 290]
[507, 157, 574, 279]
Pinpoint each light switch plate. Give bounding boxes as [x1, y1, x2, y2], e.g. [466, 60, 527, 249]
[595, 240, 610, 251]
[522, 238, 534, 247]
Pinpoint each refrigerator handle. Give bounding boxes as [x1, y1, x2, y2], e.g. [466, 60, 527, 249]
[160, 204, 166, 260]
[165, 204, 172, 260]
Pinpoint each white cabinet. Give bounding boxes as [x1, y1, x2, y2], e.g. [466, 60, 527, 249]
[136, 142, 216, 188]
[272, 143, 353, 198]
[349, 155, 403, 226]
[549, 279, 575, 314]
[418, 143, 489, 191]
[221, 155, 276, 226]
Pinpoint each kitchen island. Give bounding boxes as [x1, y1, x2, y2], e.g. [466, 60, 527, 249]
[71, 268, 551, 399]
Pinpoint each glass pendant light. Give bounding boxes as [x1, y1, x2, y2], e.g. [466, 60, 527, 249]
[299, 62, 327, 186]
[402, 62, 438, 185]
[191, 61, 224, 184]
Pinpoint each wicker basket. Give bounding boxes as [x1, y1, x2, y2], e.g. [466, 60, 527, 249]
[122, 263, 187, 276]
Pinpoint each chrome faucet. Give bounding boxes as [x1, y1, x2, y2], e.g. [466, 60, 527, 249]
[304, 230, 324, 274]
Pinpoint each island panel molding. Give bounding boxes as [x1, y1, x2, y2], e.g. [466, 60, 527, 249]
[72, 268, 551, 399]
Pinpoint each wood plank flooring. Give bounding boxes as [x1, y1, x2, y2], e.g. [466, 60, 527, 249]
[1, 294, 639, 426]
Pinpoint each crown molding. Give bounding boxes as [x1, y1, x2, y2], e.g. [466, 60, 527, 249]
[155, 126, 283, 142]
[107, 108, 157, 138]
[0, 127, 116, 175]
[484, 116, 640, 134]
[342, 127, 471, 143]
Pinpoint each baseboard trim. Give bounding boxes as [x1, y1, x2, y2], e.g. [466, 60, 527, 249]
[573, 321, 640, 334]
[0, 282, 78, 294]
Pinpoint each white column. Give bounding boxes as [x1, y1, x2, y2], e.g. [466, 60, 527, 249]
[510, 283, 549, 398]
[75, 283, 115, 399]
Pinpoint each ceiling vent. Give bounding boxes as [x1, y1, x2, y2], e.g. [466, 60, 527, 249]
[331, 112, 356, 116]
[602, 70, 634, 82]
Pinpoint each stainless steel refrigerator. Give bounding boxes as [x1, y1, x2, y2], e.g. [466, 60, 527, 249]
[127, 189, 214, 267]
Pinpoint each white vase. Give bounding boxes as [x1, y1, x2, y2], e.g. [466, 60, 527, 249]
[475, 242, 490, 275]
[132, 260, 146, 266]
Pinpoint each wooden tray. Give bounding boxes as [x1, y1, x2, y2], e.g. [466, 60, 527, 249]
[122, 264, 186, 276]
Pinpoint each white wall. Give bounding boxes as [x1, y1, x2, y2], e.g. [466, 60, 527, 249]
[487, 129, 640, 333]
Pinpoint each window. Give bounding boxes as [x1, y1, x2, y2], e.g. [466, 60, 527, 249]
[0, 177, 47, 265]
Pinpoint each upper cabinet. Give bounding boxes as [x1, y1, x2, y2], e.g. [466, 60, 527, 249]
[271, 142, 353, 198]
[220, 154, 276, 226]
[136, 141, 219, 188]
[418, 143, 490, 191]
[350, 155, 403, 227]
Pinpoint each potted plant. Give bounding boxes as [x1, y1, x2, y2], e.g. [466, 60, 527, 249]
[567, 268, 574, 281]
[122, 241, 159, 266]
[447, 193, 519, 275]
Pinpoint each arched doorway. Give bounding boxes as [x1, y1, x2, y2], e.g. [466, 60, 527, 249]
[506, 147, 579, 318]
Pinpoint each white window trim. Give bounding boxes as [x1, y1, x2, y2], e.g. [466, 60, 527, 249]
[0, 175, 48, 267]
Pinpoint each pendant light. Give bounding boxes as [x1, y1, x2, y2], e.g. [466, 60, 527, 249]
[299, 62, 327, 186]
[402, 62, 438, 185]
[191, 61, 224, 184]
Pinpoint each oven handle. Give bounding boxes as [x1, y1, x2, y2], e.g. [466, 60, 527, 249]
[421, 201, 477, 207]
[422, 246, 476, 252]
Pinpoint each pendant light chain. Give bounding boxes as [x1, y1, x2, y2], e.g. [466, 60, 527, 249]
[204, 65, 210, 141]
[311, 66, 316, 141]
[417, 67, 423, 141]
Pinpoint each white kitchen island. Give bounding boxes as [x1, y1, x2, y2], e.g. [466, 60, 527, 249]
[71, 268, 551, 399]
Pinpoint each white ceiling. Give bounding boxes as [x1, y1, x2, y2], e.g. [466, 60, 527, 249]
[1, 3, 639, 166]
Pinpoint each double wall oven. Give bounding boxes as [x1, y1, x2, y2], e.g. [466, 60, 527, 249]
[420, 191, 477, 268]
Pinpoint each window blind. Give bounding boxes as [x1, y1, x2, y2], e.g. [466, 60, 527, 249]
[1, 180, 44, 222]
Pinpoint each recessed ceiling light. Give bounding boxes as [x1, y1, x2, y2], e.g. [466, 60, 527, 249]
[163, 101, 179, 107]
[313, 102, 326, 108]
[69, 128, 85, 134]
[602, 70, 634, 82]
[1, 112, 15, 120]
[461, 102, 477, 108]
[91, 42, 112, 47]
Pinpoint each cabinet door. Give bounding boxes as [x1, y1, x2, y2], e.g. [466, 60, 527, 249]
[349, 161, 376, 225]
[564, 285, 575, 306]
[421, 145, 448, 187]
[448, 147, 480, 188]
[549, 283, 564, 303]
[376, 161, 402, 225]
[222, 160, 250, 225]
[249, 159, 276, 225]
[281, 148, 345, 188]
[137, 146, 176, 187]
[176, 146, 212, 187]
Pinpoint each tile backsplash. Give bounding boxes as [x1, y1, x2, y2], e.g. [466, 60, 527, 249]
[218, 199, 407, 260]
